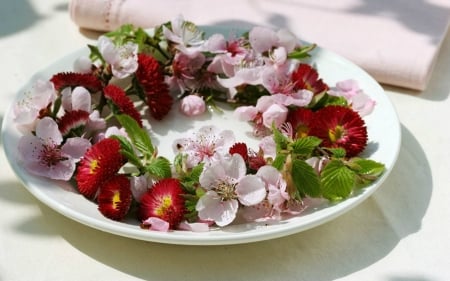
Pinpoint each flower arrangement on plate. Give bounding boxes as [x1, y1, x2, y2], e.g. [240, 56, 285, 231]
[12, 16, 385, 232]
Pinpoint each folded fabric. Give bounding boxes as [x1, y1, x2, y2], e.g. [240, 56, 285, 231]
[69, 0, 450, 90]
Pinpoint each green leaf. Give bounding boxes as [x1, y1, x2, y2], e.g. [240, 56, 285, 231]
[272, 154, 287, 170]
[349, 158, 385, 176]
[321, 159, 356, 200]
[110, 135, 143, 169]
[115, 114, 154, 157]
[290, 136, 322, 156]
[87, 44, 104, 63]
[327, 147, 347, 158]
[272, 127, 289, 151]
[106, 24, 135, 45]
[348, 158, 385, 187]
[291, 159, 321, 197]
[145, 156, 172, 179]
[287, 44, 316, 60]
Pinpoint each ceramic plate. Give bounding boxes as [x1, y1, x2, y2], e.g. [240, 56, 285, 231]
[1, 28, 401, 245]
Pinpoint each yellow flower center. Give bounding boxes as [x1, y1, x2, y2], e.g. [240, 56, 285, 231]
[155, 195, 173, 216]
[329, 125, 345, 143]
[89, 159, 100, 174]
[112, 191, 121, 209]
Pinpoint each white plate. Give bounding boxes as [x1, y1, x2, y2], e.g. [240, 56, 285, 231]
[1, 30, 401, 245]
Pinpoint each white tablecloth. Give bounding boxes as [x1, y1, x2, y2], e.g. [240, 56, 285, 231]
[1, 0, 449, 280]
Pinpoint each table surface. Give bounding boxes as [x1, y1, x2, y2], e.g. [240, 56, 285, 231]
[1, 1, 449, 280]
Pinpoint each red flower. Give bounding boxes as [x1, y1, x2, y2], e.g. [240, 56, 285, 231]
[103, 84, 143, 127]
[50, 72, 102, 92]
[97, 175, 132, 221]
[229, 142, 249, 162]
[286, 108, 314, 139]
[58, 109, 90, 137]
[309, 106, 368, 157]
[291, 63, 328, 95]
[75, 138, 125, 199]
[138, 178, 186, 229]
[135, 53, 173, 120]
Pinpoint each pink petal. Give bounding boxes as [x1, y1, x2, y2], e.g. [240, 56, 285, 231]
[143, 217, 170, 232]
[61, 137, 91, 160]
[236, 175, 266, 206]
[35, 117, 62, 145]
[249, 26, 278, 53]
[196, 191, 238, 227]
[233, 106, 258, 122]
[262, 104, 288, 128]
[71, 86, 91, 112]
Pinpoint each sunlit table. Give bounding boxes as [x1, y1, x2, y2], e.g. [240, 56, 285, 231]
[1, 0, 449, 280]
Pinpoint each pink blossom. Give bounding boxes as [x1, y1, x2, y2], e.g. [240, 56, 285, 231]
[14, 79, 57, 127]
[249, 26, 298, 54]
[234, 95, 288, 135]
[257, 166, 289, 214]
[329, 79, 376, 116]
[18, 117, 91, 180]
[173, 125, 235, 168]
[142, 217, 170, 232]
[206, 33, 249, 77]
[73, 56, 92, 73]
[179, 95, 206, 116]
[61, 86, 91, 112]
[162, 15, 204, 47]
[98, 35, 138, 79]
[196, 154, 266, 226]
[166, 50, 206, 94]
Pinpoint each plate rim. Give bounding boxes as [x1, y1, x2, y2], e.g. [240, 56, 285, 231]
[1, 29, 401, 245]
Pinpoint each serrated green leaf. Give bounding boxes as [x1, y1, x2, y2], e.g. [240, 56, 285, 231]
[272, 154, 287, 170]
[321, 159, 356, 200]
[116, 114, 154, 157]
[272, 127, 289, 151]
[291, 159, 321, 197]
[110, 135, 142, 169]
[145, 156, 171, 179]
[350, 158, 385, 177]
[290, 136, 322, 156]
[328, 147, 347, 158]
[87, 44, 104, 63]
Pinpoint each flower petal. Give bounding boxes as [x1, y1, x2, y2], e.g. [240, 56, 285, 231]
[236, 175, 266, 206]
[196, 191, 238, 227]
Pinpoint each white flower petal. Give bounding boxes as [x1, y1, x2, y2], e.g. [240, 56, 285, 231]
[196, 191, 238, 226]
[35, 117, 62, 145]
[236, 175, 266, 206]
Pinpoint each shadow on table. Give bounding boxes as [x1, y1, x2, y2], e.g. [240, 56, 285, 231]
[0, 0, 41, 38]
[24, 124, 432, 281]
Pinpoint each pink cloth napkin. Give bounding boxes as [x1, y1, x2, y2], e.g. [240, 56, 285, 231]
[69, 0, 450, 90]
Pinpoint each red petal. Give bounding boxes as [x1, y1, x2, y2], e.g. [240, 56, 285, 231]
[103, 84, 143, 127]
[50, 72, 102, 92]
[97, 175, 132, 221]
[138, 178, 186, 229]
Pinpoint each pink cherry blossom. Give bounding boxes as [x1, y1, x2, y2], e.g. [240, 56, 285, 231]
[142, 217, 170, 232]
[98, 35, 138, 79]
[173, 125, 235, 168]
[18, 117, 91, 180]
[249, 26, 298, 54]
[162, 15, 204, 47]
[61, 86, 91, 112]
[179, 95, 206, 116]
[196, 154, 266, 226]
[329, 79, 376, 116]
[14, 79, 57, 127]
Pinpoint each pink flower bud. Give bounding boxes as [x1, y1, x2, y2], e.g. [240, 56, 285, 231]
[179, 95, 206, 116]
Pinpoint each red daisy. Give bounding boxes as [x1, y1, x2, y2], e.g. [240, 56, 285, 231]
[229, 142, 249, 162]
[75, 138, 125, 199]
[286, 107, 314, 139]
[58, 109, 90, 137]
[97, 175, 132, 221]
[103, 84, 143, 127]
[309, 106, 368, 157]
[50, 72, 102, 93]
[135, 53, 173, 120]
[138, 178, 186, 229]
[291, 63, 328, 95]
